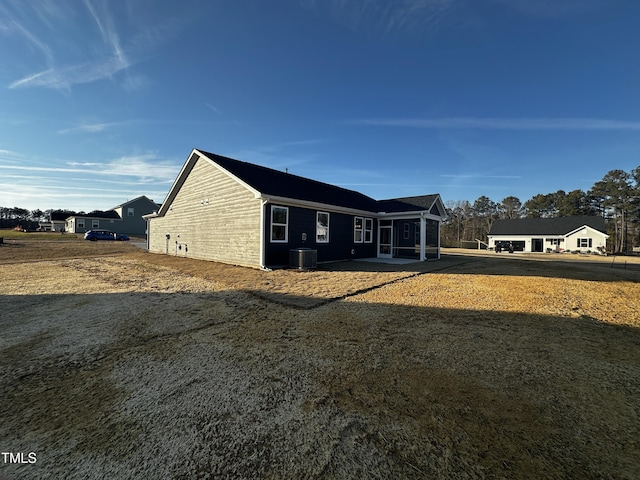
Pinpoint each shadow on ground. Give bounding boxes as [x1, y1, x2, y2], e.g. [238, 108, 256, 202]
[1, 287, 640, 480]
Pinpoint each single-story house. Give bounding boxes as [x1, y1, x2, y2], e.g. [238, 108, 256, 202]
[144, 149, 445, 269]
[66, 210, 122, 234]
[487, 216, 608, 253]
[66, 196, 160, 236]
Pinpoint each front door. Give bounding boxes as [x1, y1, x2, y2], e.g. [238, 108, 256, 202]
[532, 238, 543, 252]
[378, 221, 392, 258]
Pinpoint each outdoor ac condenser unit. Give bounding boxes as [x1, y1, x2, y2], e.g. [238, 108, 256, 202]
[289, 248, 317, 270]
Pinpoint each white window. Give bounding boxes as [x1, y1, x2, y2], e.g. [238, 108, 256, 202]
[316, 212, 329, 243]
[127, 207, 134, 217]
[354, 217, 363, 243]
[549, 238, 563, 245]
[78, 219, 85, 229]
[403, 223, 410, 240]
[578, 238, 592, 248]
[271, 206, 288, 242]
[92, 220, 99, 228]
[364, 218, 373, 243]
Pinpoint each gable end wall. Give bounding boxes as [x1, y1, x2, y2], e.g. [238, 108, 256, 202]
[148, 157, 262, 267]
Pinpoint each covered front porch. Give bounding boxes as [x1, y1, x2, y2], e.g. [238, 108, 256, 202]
[377, 214, 440, 261]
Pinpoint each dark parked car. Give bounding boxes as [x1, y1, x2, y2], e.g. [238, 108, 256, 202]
[84, 230, 129, 241]
[494, 241, 524, 253]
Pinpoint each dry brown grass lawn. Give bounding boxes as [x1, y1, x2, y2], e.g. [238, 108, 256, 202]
[1, 235, 639, 479]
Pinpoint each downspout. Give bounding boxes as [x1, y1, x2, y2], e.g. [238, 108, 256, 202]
[260, 197, 271, 270]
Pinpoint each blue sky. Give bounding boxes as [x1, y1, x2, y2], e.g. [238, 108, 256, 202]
[1, 0, 639, 213]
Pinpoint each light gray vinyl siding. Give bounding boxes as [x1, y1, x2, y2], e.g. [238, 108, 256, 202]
[148, 156, 262, 267]
[67, 217, 120, 233]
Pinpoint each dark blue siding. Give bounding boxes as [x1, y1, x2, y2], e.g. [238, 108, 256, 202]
[264, 204, 377, 267]
[394, 219, 419, 259]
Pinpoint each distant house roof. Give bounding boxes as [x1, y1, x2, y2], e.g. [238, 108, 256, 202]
[488, 216, 606, 236]
[71, 210, 121, 220]
[111, 195, 160, 210]
[50, 211, 74, 222]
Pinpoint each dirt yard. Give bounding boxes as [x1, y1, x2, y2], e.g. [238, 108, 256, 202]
[1, 235, 639, 479]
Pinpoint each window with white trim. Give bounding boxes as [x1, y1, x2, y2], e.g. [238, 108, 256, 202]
[316, 212, 329, 243]
[403, 223, 410, 240]
[578, 238, 592, 248]
[271, 206, 288, 242]
[364, 218, 373, 243]
[78, 219, 85, 229]
[92, 219, 100, 228]
[354, 217, 363, 243]
[127, 207, 134, 217]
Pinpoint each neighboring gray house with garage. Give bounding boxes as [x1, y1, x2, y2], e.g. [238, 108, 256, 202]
[144, 149, 445, 269]
[66, 195, 160, 236]
[487, 216, 608, 253]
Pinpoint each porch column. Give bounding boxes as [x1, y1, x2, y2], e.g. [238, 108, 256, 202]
[420, 215, 426, 261]
[437, 219, 441, 259]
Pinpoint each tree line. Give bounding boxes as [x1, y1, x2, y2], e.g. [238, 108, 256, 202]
[2, 166, 639, 253]
[441, 167, 640, 254]
[0, 208, 84, 230]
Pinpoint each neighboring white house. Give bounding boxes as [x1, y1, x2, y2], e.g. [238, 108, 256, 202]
[38, 211, 68, 232]
[487, 216, 608, 253]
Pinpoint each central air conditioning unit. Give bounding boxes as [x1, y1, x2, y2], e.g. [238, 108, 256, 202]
[289, 248, 317, 270]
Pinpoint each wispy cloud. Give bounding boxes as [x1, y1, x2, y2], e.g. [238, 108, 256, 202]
[262, 139, 327, 151]
[0, 181, 167, 211]
[303, 0, 613, 35]
[82, 0, 128, 68]
[350, 117, 640, 131]
[0, 149, 24, 163]
[301, 0, 467, 35]
[57, 121, 129, 135]
[93, 154, 180, 183]
[205, 103, 221, 114]
[487, 0, 609, 18]
[2, 0, 180, 91]
[5, 19, 54, 65]
[441, 174, 522, 179]
[0, 152, 179, 184]
[229, 139, 327, 171]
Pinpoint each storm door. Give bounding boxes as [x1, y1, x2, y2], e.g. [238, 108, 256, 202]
[378, 220, 393, 258]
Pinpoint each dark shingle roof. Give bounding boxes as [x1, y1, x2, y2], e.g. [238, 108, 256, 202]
[488, 216, 606, 236]
[111, 195, 159, 210]
[187, 150, 443, 216]
[377, 195, 439, 213]
[200, 150, 380, 212]
[50, 211, 73, 221]
[73, 210, 121, 219]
